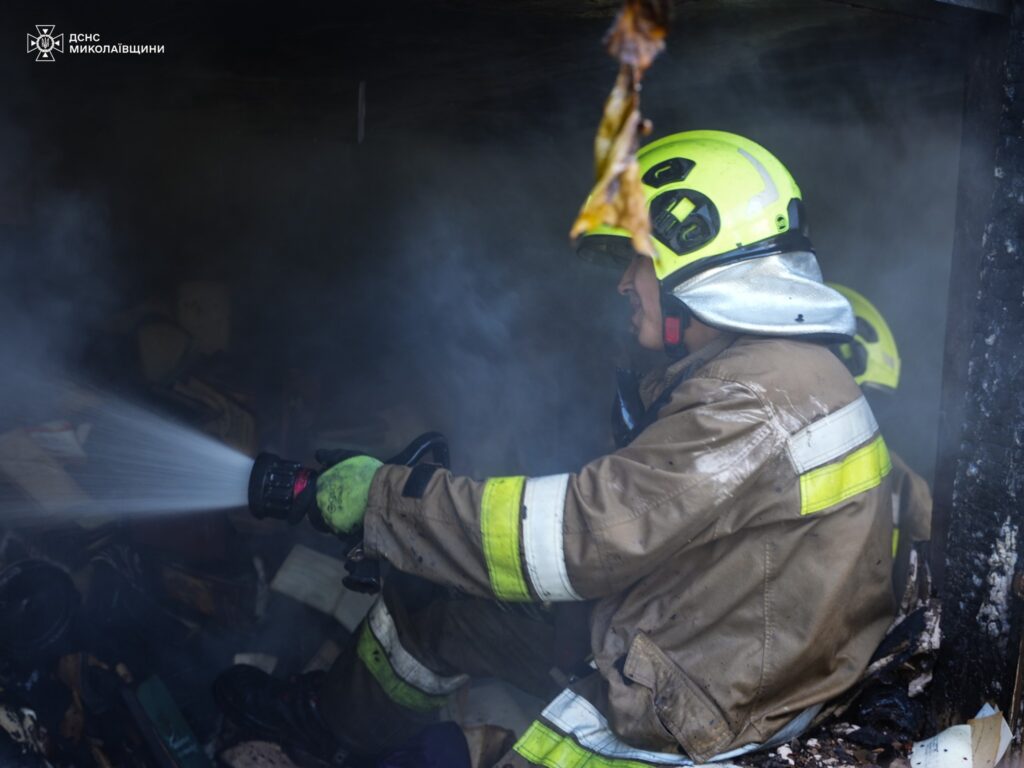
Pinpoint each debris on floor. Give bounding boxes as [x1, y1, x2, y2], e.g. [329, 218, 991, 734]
[730, 723, 899, 768]
[0, 340, 362, 766]
[129, 676, 213, 768]
[220, 741, 300, 768]
[0, 704, 51, 767]
[909, 705, 1011, 768]
[0, 383, 957, 768]
[270, 545, 376, 632]
[302, 640, 341, 674]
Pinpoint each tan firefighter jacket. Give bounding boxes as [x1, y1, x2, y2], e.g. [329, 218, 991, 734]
[363, 334, 896, 761]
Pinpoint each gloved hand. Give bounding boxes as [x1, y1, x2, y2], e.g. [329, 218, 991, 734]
[314, 455, 384, 535]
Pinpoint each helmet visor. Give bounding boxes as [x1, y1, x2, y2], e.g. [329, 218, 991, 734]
[576, 232, 638, 270]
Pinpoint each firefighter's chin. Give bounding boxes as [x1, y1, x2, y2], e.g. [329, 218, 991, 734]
[633, 312, 666, 351]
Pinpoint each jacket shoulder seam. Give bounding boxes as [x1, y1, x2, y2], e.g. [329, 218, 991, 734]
[687, 372, 776, 411]
[631, 377, 782, 521]
[657, 371, 781, 425]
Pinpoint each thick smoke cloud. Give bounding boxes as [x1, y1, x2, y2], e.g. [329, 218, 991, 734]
[0, 115, 117, 429]
[0, 1, 975, 499]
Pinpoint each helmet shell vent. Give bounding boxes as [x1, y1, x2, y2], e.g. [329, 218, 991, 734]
[642, 157, 695, 188]
[650, 189, 720, 256]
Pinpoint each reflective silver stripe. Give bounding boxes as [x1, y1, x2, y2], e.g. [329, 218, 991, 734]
[739, 147, 780, 215]
[711, 703, 822, 761]
[542, 689, 693, 765]
[522, 474, 582, 602]
[786, 396, 879, 473]
[541, 688, 820, 765]
[367, 600, 469, 695]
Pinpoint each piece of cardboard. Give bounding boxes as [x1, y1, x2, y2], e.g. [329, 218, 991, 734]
[26, 420, 88, 461]
[0, 428, 90, 515]
[232, 653, 278, 675]
[270, 544, 375, 631]
[221, 741, 299, 768]
[910, 704, 1013, 768]
[911, 724, 973, 768]
[969, 706, 1013, 768]
[303, 639, 341, 673]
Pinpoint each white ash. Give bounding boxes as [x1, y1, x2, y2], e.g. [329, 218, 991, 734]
[975, 519, 1019, 648]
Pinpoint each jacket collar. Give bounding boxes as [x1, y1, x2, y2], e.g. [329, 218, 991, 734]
[640, 333, 738, 409]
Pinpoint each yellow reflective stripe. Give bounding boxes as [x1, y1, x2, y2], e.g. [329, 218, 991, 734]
[514, 721, 657, 768]
[480, 476, 531, 601]
[893, 528, 900, 558]
[356, 622, 448, 712]
[800, 436, 892, 516]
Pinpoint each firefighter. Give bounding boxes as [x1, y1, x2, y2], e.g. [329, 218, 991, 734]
[827, 283, 932, 600]
[216, 131, 896, 766]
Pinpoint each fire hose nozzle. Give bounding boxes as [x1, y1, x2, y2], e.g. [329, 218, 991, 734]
[247, 452, 318, 525]
[246, 433, 450, 593]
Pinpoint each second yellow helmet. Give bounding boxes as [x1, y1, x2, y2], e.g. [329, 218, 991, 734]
[828, 284, 901, 390]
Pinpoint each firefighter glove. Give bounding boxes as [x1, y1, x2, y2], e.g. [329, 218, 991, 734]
[314, 455, 383, 535]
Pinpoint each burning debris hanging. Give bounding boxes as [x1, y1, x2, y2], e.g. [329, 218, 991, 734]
[570, 0, 670, 257]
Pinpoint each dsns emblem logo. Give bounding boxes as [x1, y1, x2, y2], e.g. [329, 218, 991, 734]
[27, 25, 64, 61]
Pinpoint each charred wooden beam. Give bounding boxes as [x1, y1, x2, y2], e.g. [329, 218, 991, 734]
[932, 0, 1024, 730]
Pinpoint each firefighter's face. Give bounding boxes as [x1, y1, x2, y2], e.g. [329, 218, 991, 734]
[618, 254, 664, 350]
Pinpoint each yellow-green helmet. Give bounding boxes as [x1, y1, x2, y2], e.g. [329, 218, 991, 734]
[827, 284, 901, 390]
[577, 130, 810, 288]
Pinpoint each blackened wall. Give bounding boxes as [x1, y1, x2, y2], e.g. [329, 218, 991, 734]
[935, 0, 1024, 725]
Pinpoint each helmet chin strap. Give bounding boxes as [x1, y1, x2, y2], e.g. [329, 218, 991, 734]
[660, 291, 692, 360]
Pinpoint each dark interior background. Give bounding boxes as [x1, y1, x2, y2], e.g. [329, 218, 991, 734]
[0, 0, 986, 482]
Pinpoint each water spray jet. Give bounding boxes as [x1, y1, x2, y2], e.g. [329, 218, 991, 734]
[1, 372, 449, 596]
[0, 381, 255, 525]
